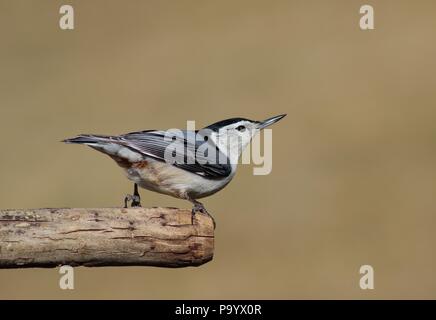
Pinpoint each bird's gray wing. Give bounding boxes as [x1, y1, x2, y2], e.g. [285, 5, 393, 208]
[119, 130, 232, 179]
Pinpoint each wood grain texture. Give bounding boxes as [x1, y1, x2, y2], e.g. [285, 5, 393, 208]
[0, 207, 214, 268]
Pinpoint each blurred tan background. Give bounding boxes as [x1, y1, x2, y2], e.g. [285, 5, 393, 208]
[1, 0, 436, 299]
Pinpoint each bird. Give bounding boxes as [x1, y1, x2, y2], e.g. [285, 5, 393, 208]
[63, 114, 286, 228]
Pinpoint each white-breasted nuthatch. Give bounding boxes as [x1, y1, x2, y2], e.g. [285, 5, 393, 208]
[63, 114, 286, 227]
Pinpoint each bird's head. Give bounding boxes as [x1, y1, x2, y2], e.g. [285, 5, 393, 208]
[204, 114, 286, 163]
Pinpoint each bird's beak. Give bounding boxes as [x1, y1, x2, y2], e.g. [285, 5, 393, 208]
[257, 114, 286, 130]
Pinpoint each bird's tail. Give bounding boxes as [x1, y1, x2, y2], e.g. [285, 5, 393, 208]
[62, 134, 113, 145]
[62, 134, 142, 163]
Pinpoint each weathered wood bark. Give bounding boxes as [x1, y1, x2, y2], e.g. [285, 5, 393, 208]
[0, 207, 214, 268]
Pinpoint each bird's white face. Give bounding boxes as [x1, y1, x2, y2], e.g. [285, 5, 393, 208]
[205, 114, 286, 165]
[210, 120, 260, 164]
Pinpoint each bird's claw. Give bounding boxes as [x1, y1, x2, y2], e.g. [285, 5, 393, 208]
[192, 202, 208, 214]
[124, 183, 142, 208]
[191, 202, 216, 229]
[124, 194, 142, 208]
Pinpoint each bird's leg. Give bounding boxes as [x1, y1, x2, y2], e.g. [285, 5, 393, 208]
[131, 183, 142, 207]
[124, 183, 142, 208]
[190, 199, 216, 229]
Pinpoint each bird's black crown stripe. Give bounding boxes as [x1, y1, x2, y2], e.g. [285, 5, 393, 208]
[205, 117, 255, 132]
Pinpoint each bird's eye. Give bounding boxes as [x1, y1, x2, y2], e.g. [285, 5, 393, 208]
[236, 125, 246, 132]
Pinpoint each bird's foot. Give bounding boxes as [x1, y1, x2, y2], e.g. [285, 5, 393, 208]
[191, 201, 216, 229]
[124, 183, 142, 208]
[124, 194, 142, 208]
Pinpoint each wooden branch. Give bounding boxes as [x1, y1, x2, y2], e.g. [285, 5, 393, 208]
[0, 207, 214, 268]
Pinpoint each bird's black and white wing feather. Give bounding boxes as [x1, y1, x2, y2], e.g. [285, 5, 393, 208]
[120, 130, 231, 179]
[65, 130, 231, 179]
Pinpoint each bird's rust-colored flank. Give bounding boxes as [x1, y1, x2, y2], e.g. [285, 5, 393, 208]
[109, 155, 148, 170]
[132, 161, 149, 169]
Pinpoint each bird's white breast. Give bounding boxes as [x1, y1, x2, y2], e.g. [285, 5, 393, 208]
[123, 158, 235, 200]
